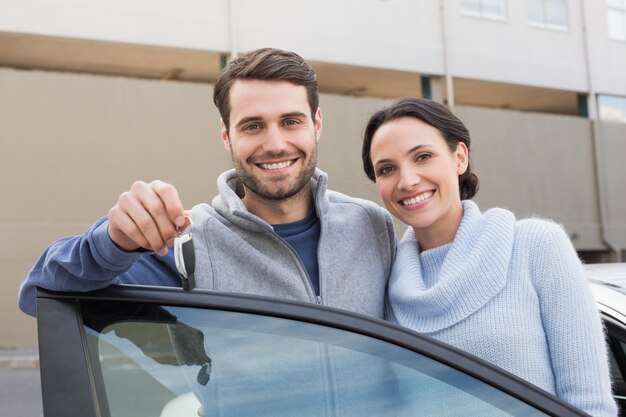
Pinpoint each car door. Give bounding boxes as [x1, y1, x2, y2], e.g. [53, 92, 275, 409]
[589, 275, 626, 415]
[605, 315, 626, 416]
[36, 285, 588, 417]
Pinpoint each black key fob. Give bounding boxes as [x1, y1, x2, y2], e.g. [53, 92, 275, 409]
[174, 232, 196, 291]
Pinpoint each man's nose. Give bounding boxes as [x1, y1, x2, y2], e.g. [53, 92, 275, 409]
[262, 125, 289, 152]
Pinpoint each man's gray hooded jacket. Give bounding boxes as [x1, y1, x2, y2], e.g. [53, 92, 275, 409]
[190, 168, 396, 318]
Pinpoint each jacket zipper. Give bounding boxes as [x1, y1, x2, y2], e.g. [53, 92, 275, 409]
[234, 210, 319, 303]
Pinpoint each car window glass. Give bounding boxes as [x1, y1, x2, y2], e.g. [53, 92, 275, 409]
[80, 301, 549, 417]
[607, 338, 626, 394]
[604, 318, 626, 411]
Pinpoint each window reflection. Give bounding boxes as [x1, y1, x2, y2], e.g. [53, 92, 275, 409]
[81, 301, 548, 417]
[608, 0, 626, 40]
[599, 95, 626, 124]
[460, 0, 506, 20]
[527, 0, 568, 30]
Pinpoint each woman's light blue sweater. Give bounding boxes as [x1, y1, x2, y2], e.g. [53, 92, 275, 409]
[386, 200, 617, 417]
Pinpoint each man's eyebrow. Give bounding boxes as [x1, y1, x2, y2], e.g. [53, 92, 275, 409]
[234, 116, 262, 130]
[281, 111, 308, 119]
[373, 144, 432, 166]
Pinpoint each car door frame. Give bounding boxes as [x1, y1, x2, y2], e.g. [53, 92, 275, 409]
[35, 285, 589, 417]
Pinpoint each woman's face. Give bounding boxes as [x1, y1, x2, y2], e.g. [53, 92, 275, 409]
[370, 117, 468, 234]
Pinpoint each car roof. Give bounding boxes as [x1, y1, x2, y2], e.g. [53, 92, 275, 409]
[585, 263, 626, 325]
[584, 263, 626, 295]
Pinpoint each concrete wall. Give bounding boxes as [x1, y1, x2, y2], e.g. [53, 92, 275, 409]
[2, 68, 625, 348]
[0, 0, 230, 51]
[457, 106, 604, 249]
[448, 0, 589, 91]
[459, 107, 626, 252]
[596, 121, 626, 248]
[0, 0, 444, 73]
[3, 0, 625, 96]
[584, 0, 626, 95]
[233, 0, 444, 74]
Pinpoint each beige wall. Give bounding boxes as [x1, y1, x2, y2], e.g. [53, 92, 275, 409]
[457, 106, 605, 249]
[2, 68, 625, 347]
[459, 106, 626, 252]
[596, 121, 626, 249]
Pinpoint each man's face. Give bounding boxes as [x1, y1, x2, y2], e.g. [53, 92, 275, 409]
[221, 79, 322, 202]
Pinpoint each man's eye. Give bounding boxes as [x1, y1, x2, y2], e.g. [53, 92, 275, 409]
[243, 123, 260, 131]
[284, 119, 300, 126]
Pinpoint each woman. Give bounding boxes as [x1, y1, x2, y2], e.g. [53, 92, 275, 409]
[361, 98, 617, 417]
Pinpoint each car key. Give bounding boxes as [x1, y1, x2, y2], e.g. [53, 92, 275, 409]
[174, 222, 196, 291]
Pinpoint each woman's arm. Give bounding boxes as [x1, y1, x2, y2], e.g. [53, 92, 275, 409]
[532, 220, 617, 417]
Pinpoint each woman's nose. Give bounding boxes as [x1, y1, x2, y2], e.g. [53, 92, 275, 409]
[397, 168, 420, 191]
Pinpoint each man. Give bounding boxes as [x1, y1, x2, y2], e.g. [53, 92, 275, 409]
[18, 48, 396, 318]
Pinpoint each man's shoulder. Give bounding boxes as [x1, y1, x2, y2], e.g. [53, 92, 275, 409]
[188, 203, 221, 221]
[324, 189, 392, 225]
[323, 189, 396, 256]
[325, 189, 384, 210]
[313, 170, 384, 213]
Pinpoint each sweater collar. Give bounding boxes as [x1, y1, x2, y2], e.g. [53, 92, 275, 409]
[387, 200, 515, 333]
[211, 168, 329, 232]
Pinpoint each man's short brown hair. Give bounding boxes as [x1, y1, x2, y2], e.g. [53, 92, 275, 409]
[213, 48, 319, 131]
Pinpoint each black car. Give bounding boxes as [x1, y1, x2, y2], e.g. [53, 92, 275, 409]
[34, 284, 592, 417]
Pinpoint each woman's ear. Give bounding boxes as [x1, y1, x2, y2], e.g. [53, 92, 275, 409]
[455, 142, 469, 175]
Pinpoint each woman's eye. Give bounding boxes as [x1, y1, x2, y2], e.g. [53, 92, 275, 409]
[416, 153, 432, 162]
[378, 166, 393, 176]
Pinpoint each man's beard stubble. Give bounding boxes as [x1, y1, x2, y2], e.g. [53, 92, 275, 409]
[231, 144, 318, 202]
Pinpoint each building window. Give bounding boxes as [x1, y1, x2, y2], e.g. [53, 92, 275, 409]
[527, 0, 568, 30]
[599, 95, 626, 123]
[608, 0, 626, 40]
[460, 0, 507, 20]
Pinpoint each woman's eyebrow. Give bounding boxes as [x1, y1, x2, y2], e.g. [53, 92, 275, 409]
[373, 144, 433, 166]
[405, 144, 432, 155]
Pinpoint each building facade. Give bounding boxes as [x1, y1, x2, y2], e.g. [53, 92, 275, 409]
[1, 0, 625, 346]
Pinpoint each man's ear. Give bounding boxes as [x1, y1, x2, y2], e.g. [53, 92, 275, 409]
[314, 108, 322, 143]
[455, 142, 469, 175]
[220, 119, 231, 151]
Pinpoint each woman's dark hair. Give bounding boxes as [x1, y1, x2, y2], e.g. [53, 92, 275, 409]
[362, 98, 479, 200]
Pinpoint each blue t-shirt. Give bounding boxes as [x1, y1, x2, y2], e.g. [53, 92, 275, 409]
[272, 211, 321, 296]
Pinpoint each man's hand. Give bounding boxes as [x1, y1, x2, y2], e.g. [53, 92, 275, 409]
[108, 180, 191, 256]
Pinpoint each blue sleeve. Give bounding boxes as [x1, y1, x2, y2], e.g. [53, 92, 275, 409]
[17, 216, 180, 317]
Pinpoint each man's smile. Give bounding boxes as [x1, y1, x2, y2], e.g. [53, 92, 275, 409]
[257, 159, 297, 171]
